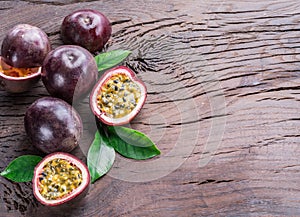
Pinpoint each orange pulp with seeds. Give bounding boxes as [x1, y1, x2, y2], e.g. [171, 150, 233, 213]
[0, 60, 38, 78]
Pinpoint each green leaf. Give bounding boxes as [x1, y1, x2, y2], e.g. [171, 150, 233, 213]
[95, 50, 132, 72]
[107, 126, 161, 160]
[0, 155, 42, 182]
[87, 131, 115, 183]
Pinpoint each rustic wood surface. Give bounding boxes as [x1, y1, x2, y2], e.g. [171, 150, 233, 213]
[1, 0, 300, 216]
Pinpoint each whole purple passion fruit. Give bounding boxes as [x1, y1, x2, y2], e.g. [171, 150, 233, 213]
[24, 97, 82, 154]
[90, 66, 147, 126]
[41, 45, 98, 104]
[61, 9, 112, 53]
[1, 24, 51, 68]
[33, 152, 90, 206]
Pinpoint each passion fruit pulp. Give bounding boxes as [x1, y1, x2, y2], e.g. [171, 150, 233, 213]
[90, 66, 147, 126]
[24, 97, 82, 154]
[33, 152, 90, 206]
[0, 57, 41, 93]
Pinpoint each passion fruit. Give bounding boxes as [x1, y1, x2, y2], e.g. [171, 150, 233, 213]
[33, 152, 90, 206]
[41, 45, 98, 104]
[61, 9, 112, 53]
[1, 24, 51, 68]
[0, 56, 41, 93]
[24, 97, 82, 154]
[90, 66, 147, 126]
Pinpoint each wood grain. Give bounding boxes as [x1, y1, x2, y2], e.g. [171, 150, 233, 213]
[1, 0, 300, 216]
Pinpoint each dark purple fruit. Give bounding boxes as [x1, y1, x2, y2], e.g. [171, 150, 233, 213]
[24, 97, 82, 154]
[61, 9, 112, 53]
[33, 152, 90, 206]
[41, 45, 98, 104]
[1, 24, 51, 68]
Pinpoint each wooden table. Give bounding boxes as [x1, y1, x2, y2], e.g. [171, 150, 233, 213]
[1, 0, 300, 216]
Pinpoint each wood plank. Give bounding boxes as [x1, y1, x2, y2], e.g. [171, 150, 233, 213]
[1, 0, 300, 216]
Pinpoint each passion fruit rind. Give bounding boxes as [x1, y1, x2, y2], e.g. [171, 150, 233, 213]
[90, 66, 147, 126]
[33, 152, 90, 206]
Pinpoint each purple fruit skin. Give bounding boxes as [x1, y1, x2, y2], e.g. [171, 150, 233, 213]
[41, 45, 98, 104]
[24, 97, 82, 154]
[61, 9, 112, 53]
[1, 24, 51, 68]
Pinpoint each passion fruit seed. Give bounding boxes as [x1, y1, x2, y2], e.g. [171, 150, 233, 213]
[97, 74, 141, 118]
[38, 158, 82, 200]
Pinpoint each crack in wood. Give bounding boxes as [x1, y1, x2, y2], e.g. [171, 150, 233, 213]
[111, 19, 132, 26]
[183, 179, 237, 186]
[18, 0, 100, 6]
[205, 9, 265, 15]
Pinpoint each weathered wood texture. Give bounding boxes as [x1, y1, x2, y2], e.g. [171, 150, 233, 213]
[1, 0, 300, 216]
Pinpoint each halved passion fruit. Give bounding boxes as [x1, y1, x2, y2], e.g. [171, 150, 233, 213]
[90, 66, 147, 126]
[33, 152, 90, 206]
[0, 56, 41, 93]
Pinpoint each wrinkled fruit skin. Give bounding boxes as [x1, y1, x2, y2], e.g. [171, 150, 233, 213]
[90, 66, 147, 126]
[24, 97, 82, 154]
[41, 45, 98, 104]
[33, 152, 90, 206]
[61, 9, 112, 53]
[1, 24, 51, 68]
